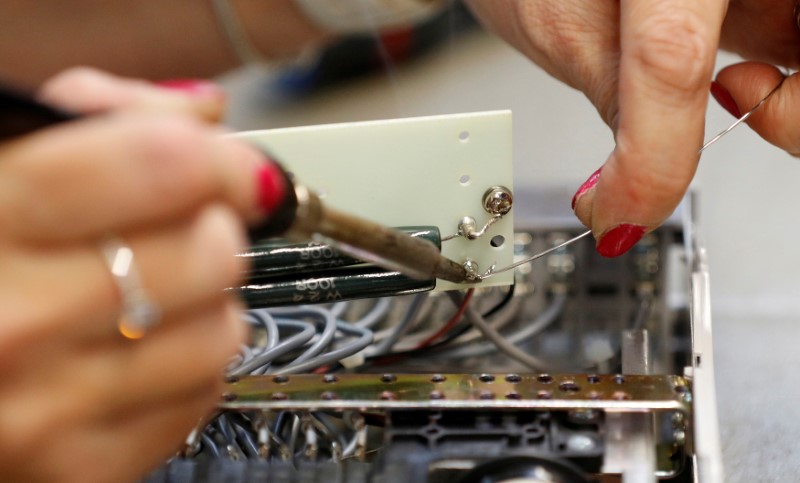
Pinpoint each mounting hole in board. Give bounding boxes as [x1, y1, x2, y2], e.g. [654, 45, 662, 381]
[490, 235, 505, 248]
[459, 174, 471, 186]
[458, 131, 470, 142]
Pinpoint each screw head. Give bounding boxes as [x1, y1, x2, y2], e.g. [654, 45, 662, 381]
[482, 186, 513, 215]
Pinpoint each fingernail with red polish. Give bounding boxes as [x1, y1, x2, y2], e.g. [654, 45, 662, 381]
[155, 79, 224, 99]
[256, 162, 286, 215]
[710, 81, 742, 118]
[596, 224, 646, 258]
[572, 167, 602, 210]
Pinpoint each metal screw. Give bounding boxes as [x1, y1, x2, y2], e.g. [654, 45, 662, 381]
[482, 186, 513, 215]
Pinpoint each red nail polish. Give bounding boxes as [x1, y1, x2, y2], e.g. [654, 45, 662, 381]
[256, 163, 286, 215]
[596, 224, 646, 258]
[572, 167, 602, 210]
[710, 81, 742, 118]
[155, 79, 224, 99]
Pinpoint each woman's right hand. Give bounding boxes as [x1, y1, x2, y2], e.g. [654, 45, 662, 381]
[0, 68, 283, 483]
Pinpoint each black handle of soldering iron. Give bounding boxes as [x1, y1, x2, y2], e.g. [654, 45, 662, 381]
[0, 83, 79, 142]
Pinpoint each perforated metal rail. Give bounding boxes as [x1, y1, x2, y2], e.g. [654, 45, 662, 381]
[220, 373, 691, 414]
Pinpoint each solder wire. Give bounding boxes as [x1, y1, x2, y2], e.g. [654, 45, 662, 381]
[479, 77, 786, 281]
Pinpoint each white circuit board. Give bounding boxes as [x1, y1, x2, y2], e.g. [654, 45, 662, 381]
[238, 111, 514, 290]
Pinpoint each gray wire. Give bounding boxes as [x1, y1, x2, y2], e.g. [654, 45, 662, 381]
[272, 321, 373, 374]
[445, 293, 567, 358]
[330, 302, 349, 318]
[255, 310, 280, 350]
[449, 292, 552, 370]
[352, 297, 392, 328]
[370, 293, 427, 354]
[342, 433, 359, 458]
[482, 231, 592, 279]
[270, 307, 337, 366]
[229, 320, 316, 376]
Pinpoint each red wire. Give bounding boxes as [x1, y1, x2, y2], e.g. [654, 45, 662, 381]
[414, 288, 475, 350]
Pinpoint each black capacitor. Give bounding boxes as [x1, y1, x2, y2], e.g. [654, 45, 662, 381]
[239, 226, 441, 279]
[233, 265, 435, 308]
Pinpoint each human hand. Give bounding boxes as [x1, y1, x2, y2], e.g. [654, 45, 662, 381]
[0, 68, 284, 483]
[466, 1, 800, 256]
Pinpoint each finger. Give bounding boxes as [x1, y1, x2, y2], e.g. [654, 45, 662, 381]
[95, 386, 220, 483]
[0, 303, 238, 456]
[0, 113, 285, 242]
[0, 204, 247, 348]
[87, 300, 244, 414]
[574, 0, 726, 257]
[30, 383, 220, 483]
[714, 62, 799, 154]
[467, 0, 623, 126]
[37, 67, 226, 123]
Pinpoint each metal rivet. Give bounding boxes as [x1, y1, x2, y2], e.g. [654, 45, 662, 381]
[537, 390, 553, 400]
[505, 374, 521, 383]
[224, 375, 240, 384]
[222, 392, 238, 402]
[271, 392, 287, 401]
[429, 390, 445, 400]
[323, 374, 338, 384]
[273, 375, 289, 384]
[478, 374, 495, 383]
[505, 392, 522, 400]
[380, 391, 396, 401]
[321, 391, 337, 401]
[380, 374, 397, 383]
[431, 374, 446, 383]
[586, 374, 600, 384]
[612, 391, 630, 400]
[479, 390, 495, 400]
[537, 374, 553, 384]
[613, 374, 625, 384]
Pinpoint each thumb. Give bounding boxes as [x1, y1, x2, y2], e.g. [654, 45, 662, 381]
[572, 0, 724, 257]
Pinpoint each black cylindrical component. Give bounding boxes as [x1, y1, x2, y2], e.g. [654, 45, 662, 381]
[233, 266, 435, 308]
[239, 226, 441, 279]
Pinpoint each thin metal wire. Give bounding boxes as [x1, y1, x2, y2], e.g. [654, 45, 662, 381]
[699, 78, 785, 153]
[480, 230, 592, 280]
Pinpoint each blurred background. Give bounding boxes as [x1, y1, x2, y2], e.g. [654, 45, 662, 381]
[218, 7, 800, 481]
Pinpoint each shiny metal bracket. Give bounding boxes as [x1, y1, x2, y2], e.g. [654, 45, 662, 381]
[220, 373, 691, 413]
